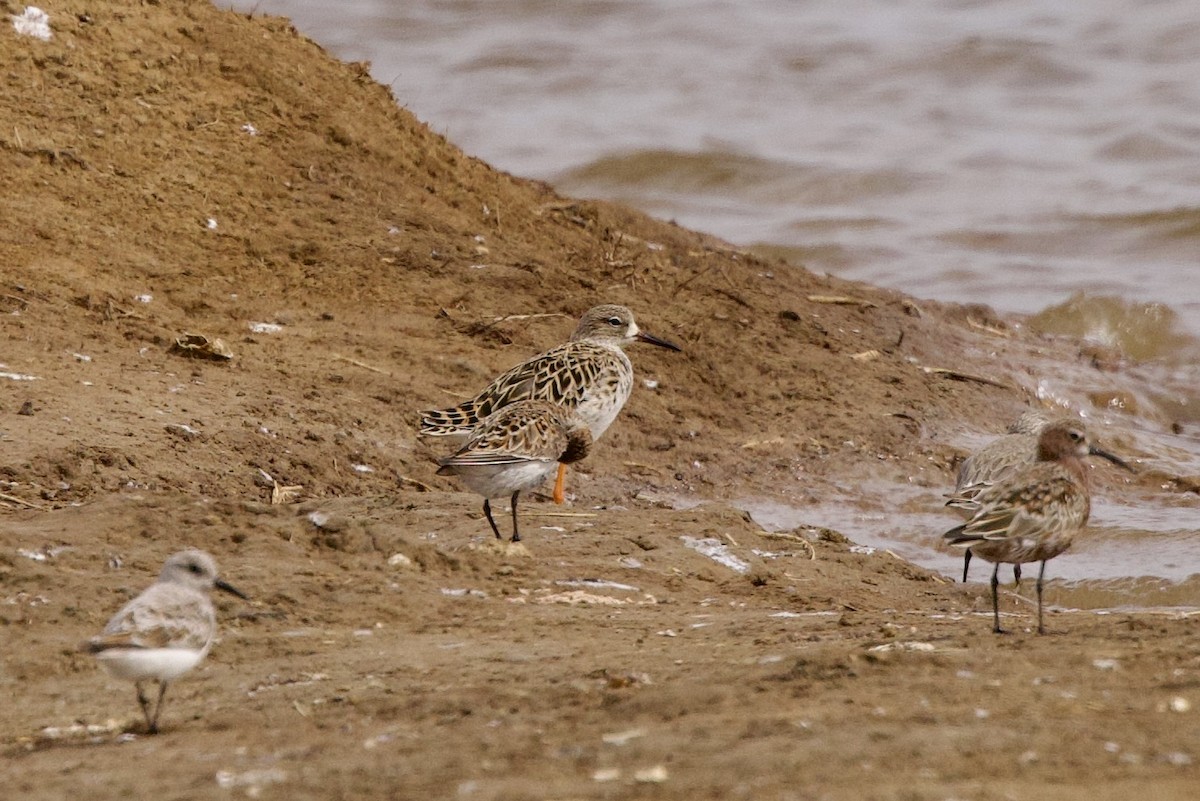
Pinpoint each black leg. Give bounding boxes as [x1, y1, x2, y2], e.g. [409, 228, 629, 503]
[1036, 560, 1047, 635]
[135, 681, 154, 732]
[961, 550, 972, 583]
[1013, 563, 1022, 591]
[509, 491, 521, 543]
[991, 563, 1005, 634]
[482, 499, 502, 540]
[148, 681, 169, 734]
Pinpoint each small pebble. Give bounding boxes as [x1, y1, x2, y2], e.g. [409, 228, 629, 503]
[633, 765, 669, 783]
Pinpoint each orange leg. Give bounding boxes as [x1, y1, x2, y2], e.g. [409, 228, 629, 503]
[553, 463, 567, 504]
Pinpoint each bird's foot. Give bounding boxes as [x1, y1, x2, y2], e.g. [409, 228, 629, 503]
[478, 539, 531, 558]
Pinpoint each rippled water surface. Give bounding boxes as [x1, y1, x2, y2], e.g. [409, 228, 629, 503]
[234, 0, 1200, 330]
[228, 0, 1200, 591]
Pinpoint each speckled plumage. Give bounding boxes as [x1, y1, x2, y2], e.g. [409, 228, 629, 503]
[949, 411, 1074, 504]
[436, 400, 593, 542]
[420, 305, 680, 442]
[943, 422, 1122, 635]
[947, 411, 1107, 584]
[83, 550, 247, 733]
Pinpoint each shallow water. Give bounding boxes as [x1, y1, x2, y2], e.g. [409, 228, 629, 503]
[228, 0, 1200, 592]
[740, 492, 1200, 587]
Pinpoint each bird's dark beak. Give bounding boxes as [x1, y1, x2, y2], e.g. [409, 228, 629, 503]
[635, 331, 682, 352]
[215, 578, 250, 601]
[1090, 445, 1133, 472]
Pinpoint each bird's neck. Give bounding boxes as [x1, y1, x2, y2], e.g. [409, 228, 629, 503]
[1059, 455, 1088, 486]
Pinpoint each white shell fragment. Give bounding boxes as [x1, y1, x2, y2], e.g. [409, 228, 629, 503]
[12, 7, 51, 41]
[249, 322, 283, 334]
[680, 535, 750, 573]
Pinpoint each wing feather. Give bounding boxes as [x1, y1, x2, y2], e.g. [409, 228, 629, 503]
[944, 464, 1085, 547]
[436, 400, 573, 473]
[88, 585, 214, 652]
[420, 343, 622, 434]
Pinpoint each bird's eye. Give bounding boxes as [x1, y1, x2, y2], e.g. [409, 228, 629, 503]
[1069, 430, 1083, 441]
[607, 317, 622, 327]
[188, 563, 203, 574]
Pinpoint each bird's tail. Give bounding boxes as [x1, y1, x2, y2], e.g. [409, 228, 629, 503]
[944, 496, 977, 514]
[942, 523, 980, 547]
[944, 482, 986, 512]
[419, 402, 481, 437]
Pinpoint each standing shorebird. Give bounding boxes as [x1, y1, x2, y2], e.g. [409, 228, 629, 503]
[421, 304, 680, 501]
[82, 550, 248, 733]
[943, 421, 1127, 635]
[436, 399, 593, 543]
[946, 410, 1065, 584]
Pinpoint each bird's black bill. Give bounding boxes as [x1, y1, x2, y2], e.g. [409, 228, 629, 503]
[635, 331, 682, 352]
[1089, 446, 1133, 472]
[215, 579, 250, 601]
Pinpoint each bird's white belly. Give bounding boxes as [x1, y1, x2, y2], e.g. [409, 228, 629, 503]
[97, 645, 209, 682]
[576, 378, 632, 439]
[455, 460, 559, 499]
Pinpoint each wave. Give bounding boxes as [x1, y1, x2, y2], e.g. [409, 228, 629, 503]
[557, 148, 925, 205]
